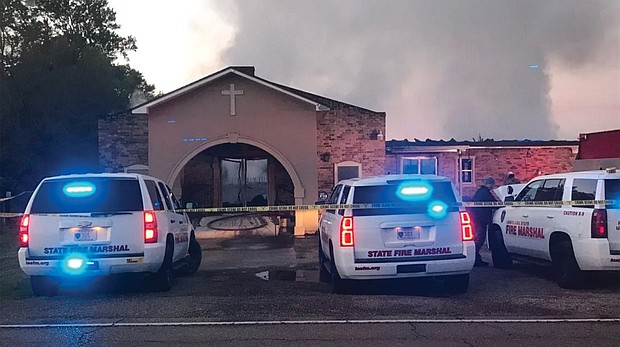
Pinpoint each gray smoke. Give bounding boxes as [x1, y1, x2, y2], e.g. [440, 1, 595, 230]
[215, 0, 619, 140]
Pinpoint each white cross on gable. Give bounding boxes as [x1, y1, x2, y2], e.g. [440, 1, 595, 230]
[221, 83, 244, 116]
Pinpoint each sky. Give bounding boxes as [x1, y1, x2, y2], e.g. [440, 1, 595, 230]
[109, 0, 620, 141]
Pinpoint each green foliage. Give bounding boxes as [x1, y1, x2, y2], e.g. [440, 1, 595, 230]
[0, 0, 154, 193]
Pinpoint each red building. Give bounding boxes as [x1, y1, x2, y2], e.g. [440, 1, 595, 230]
[574, 129, 620, 171]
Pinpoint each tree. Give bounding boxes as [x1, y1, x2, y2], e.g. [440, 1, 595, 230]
[0, 0, 154, 194]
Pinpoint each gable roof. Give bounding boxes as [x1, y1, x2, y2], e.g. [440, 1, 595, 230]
[133, 66, 386, 115]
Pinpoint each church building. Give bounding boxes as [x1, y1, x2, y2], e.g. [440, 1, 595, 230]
[99, 66, 386, 235]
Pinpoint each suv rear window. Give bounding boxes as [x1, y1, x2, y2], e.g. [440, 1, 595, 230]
[30, 178, 143, 214]
[605, 179, 620, 210]
[352, 181, 457, 216]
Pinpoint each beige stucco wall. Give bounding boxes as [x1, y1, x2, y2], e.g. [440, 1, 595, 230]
[146, 74, 319, 234]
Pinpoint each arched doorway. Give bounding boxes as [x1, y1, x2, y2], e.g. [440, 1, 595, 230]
[177, 143, 295, 209]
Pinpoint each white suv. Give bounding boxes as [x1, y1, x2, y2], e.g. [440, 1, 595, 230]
[489, 168, 620, 288]
[18, 173, 202, 296]
[318, 175, 475, 294]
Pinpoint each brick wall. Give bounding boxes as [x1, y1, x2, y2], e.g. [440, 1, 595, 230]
[98, 113, 148, 173]
[316, 107, 386, 193]
[385, 146, 576, 200]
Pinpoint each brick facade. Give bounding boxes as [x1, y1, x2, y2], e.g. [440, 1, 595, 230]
[316, 107, 386, 194]
[386, 141, 578, 200]
[98, 112, 148, 173]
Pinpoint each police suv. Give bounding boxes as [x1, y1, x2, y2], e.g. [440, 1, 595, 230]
[18, 173, 202, 296]
[489, 168, 620, 288]
[318, 175, 475, 294]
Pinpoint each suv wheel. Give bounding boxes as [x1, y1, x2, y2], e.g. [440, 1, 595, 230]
[552, 240, 586, 289]
[152, 240, 174, 292]
[30, 276, 61, 297]
[185, 236, 202, 275]
[443, 274, 469, 294]
[318, 238, 330, 283]
[490, 228, 512, 269]
[329, 246, 349, 294]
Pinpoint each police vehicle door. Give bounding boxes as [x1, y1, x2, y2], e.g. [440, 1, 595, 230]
[319, 184, 343, 260]
[503, 179, 544, 256]
[159, 183, 189, 261]
[528, 178, 564, 259]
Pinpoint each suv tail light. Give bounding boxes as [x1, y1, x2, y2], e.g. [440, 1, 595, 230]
[460, 211, 474, 241]
[591, 209, 608, 239]
[19, 215, 30, 247]
[144, 211, 158, 243]
[340, 216, 354, 247]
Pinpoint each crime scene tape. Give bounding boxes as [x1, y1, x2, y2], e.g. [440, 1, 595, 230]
[0, 200, 616, 218]
[0, 191, 31, 203]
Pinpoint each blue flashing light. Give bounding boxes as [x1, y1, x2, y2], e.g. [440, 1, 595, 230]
[62, 253, 89, 275]
[427, 200, 449, 219]
[396, 181, 433, 201]
[62, 181, 96, 198]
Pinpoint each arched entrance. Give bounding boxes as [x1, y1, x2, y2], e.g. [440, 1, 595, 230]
[178, 143, 295, 208]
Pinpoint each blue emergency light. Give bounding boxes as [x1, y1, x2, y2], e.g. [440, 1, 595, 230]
[62, 181, 96, 198]
[61, 253, 89, 275]
[396, 181, 433, 201]
[427, 200, 449, 219]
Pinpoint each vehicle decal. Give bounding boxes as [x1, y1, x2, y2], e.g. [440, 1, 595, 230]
[43, 245, 130, 255]
[506, 221, 544, 239]
[367, 247, 452, 258]
[563, 211, 585, 216]
[354, 266, 380, 271]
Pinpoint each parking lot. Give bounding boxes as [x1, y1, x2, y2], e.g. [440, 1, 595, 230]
[1, 223, 619, 345]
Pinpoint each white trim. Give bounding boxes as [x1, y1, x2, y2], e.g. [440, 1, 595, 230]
[0, 318, 618, 328]
[334, 161, 362, 184]
[459, 157, 475, 186]
[132, 68, 329, 114]
[400, 156, 437, 175]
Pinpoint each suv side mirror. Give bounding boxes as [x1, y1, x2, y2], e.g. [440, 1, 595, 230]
[185, 202, 194, 209]
[505, 196, 515, 202]
[315, 200, 327, 205]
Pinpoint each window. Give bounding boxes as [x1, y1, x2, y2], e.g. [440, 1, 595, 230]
[459, 158, 474, 184]
[334, 161, 361, 183]
[352, 181, 457, 216]
[145, 180, 165, 211]
[30, 178, 143, 214]
[337, 186, 351, 216]
[572, 179, 597, 208]
[326, 184, 343, 214]
[401, 157, 436, 175]
[516, 180, 543, 202]
[535, 179, 564, 202]
[605, 179, 620, 210]
[157, 182, 177, 211]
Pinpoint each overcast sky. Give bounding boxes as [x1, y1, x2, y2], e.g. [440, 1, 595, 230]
[109, 0, 620, 141]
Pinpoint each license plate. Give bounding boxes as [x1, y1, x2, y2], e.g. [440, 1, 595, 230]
[397, 227, 421, 240]
[75, 229, 96, 241]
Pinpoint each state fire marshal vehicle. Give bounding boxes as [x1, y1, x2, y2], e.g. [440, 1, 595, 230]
[318, 175, 475, 294]
[489, 168, 620, 288]
[18, 173, 202, 296]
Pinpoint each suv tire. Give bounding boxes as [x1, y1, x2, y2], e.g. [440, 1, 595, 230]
[185, 236, 202, 275]
[443, 274, 469, 294]
[30, 276, 60, 297]
[318, 238, 330, 283]
[552, 240, 586, 289]
[329, 246, 349, 294]
[490, 227, 513, 269]
[152, 240, 174, 292]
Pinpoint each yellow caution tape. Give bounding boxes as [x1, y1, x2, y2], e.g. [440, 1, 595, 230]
[0, 200, 616, 218]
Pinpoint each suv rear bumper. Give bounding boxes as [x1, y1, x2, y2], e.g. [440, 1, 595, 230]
[334, 241, 475, 280]
[18, 244, 166, 277]
[573, 239, 620, 271]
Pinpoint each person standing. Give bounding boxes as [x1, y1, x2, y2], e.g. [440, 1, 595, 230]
[504, 172, 520, 185]
[470, 177, 498, 267]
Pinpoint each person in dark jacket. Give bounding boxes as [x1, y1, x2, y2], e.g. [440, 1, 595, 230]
[470, 177, 498, 267]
